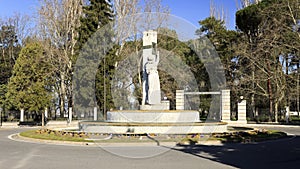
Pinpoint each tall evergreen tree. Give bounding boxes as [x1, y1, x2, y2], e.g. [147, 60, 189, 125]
[0, 24, 21, 116]
[196, 17, 239, 118]
[76, 0, 114, 51]
[235, 0, 300, 122]
[6, 42, 53, 124]
[75, 0, 115, 120]
[0, 25, 20, 85]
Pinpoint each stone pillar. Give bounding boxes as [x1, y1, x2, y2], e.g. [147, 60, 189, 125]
[238, 100, 247, 124]
[68, 107, 72, 124]
[285, 106, 290, 123]
[20, 109, 24, 122]
[176, 90, 184, 110]
[45, 108, 48, 118]
[0, 107, 2, 126]
[93, 107, 97, 121]
[221, 90, 230, 121]
[161, 100, 170, 110]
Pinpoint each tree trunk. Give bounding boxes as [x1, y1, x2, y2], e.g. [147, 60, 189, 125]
[267, 60, 273, 121]
[285, 54, 290, 119]
[269, 89, 273, 121]
[250, 36, 256, 120]
[103, 57, 106, 120]
[275, 101, 278, 123]
[41, 111, 45, 127]
[251, 69, 255, 119]
[297, 62, 300, 118]
[60, 73, 66, 118]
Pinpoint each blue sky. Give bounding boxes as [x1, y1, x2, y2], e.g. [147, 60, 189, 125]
[162, 0, 238, 29]
[0, 0, 37, 17]
[0, 0, 238, 29]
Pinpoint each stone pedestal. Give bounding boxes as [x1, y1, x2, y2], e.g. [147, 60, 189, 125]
[20, 109, 24, 122]
[237, 100, 247, 124]
[93, 107, 97, 121]
[161, 100, 170, 109]
[107, 110, 200, 123]
[45, 108, 48, 118]
[221, 90, 230, 122]
[140, 100, 169, 110]
[68, 107, 72, 124]
[176, 90, 184, 110]
[81, 121, 227, 134]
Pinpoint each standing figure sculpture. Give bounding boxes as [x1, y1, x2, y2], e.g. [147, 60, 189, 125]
[146, 51, 161, 104]
[142, 30, 161, 105]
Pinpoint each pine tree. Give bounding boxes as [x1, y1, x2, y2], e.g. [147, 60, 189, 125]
[76, 0, 114, 51]
[0, 25, 21, 85]
[74, 0, 115, 120]
[235, 0, 300, 122]
[0, 24, 21, 117]
[6, 42, 53, 124]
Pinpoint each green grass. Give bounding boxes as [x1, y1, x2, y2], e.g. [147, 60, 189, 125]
[19, 129, 180, 143]
[20, 129, 93, 142]
[20, 128, 288, 144]
[177, 130, 288, 145]
[211, 130, 287, 143]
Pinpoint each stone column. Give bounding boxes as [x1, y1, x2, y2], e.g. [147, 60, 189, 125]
[161, 100, 170, 110]
[20, 109, 24, 122]
[176, 90, 184, 110]
[0, 107, 2, 126]
[45, 108, 48, 118]
[221, 90, 230, 121]
[93, 107, 97, 121]
[238, 100, 247, 124]
[68, 107, 72, 124]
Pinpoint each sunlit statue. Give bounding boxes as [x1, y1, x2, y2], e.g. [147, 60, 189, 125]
[142, 30, 161, 105]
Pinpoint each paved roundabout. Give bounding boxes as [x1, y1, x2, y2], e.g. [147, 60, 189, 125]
[1, 125, 300, 169]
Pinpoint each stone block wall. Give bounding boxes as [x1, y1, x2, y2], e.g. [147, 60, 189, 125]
[221, 90, 231, 121]
[176, 90, 184, 110]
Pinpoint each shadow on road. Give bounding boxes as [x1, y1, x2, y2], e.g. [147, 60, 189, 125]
[170, 136, 300, 169]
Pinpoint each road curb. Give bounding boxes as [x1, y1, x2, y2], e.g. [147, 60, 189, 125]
[8, 133, 94, 147]
[8, 133, 180, 147]
[8, 132, 225, 147]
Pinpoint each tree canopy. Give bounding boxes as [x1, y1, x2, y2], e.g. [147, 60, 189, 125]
[6, 42, 53, 112]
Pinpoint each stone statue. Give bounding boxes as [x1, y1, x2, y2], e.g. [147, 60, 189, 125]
[142, 30, 161, 105]
[145, 51, 161, 104]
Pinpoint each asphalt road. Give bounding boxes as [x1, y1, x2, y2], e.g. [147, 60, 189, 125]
[0, 128, 235, 169]
[173, 125, 300, 169]
[0, 125, 300, 169]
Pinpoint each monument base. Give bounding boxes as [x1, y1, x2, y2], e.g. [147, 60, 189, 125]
[225, 120, 247, 125]
[107, 110, 199, 123]
[140, 100, 169, 110]
[79, 121, 228, 134]
[79, 110, 228, 134]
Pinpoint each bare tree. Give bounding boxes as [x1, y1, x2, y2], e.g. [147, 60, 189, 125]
[10, 13, 33, 45]
[235, 0, 300, 122]
[114, 0, 140, 47]
[143, 0, 170, 31]
[37, 0, 82, 118]
[114, 0, 170, 52]
[286, 0, 300, 116]
[236, 0, 262, 10]
[210, 0, 228, 25]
